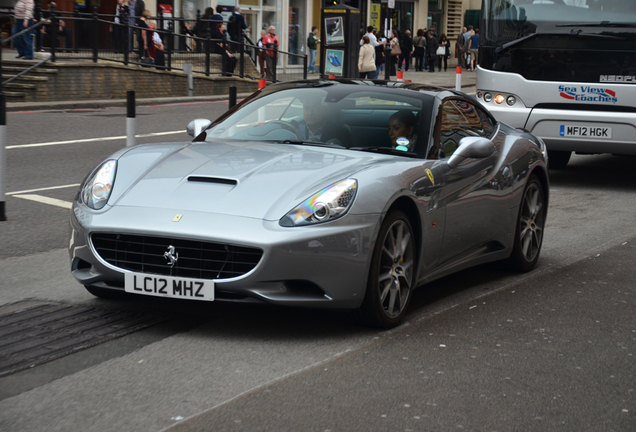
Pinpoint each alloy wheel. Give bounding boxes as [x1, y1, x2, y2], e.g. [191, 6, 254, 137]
[377, 219, 415, 319]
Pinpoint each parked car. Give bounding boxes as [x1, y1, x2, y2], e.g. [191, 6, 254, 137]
[69, 79, 549, 328]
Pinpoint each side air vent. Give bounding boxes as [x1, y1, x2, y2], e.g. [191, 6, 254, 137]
[187, 176, 238, 185]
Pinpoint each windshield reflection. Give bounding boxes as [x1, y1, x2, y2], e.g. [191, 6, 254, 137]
[204, 87, 430, 157]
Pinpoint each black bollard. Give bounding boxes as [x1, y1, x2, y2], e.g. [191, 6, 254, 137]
[127, 90, 136, 147]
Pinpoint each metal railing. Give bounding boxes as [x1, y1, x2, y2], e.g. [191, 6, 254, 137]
[1, 4, 308, 93]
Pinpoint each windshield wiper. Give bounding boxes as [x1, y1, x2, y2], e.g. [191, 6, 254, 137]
[556, 22, 636, 28]
[349, 146, 418, 157]
[496, 33, 539, 54]
[496, 29, 624, 53]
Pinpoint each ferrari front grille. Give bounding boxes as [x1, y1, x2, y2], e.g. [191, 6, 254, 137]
[91, 233, 262, 280]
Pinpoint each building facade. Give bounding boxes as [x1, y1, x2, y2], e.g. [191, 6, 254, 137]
[138, 0, 480, 61]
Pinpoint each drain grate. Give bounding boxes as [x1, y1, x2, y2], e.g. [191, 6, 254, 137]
[0, 300, 169, 377]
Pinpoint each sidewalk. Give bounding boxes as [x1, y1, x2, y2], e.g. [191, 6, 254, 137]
[3, 51, 475, 112]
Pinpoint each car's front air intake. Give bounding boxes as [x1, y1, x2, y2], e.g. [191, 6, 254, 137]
[91, 233, 262, 280]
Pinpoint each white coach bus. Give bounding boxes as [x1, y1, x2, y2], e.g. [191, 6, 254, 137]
[475, 0, 636, 168]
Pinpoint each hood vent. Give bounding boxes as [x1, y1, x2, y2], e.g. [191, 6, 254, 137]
[188, 176, 238, 186]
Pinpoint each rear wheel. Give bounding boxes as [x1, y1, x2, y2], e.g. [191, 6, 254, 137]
[354, 210, 416, 328]
[548, 150, 571, 169]
[85, 285, 128, 300]
[508, 176, 546, 272]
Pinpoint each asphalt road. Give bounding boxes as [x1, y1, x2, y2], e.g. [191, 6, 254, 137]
[0, 103, 634, 431]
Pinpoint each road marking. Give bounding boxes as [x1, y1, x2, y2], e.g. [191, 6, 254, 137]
[13, 194, 73, 209]
[6, 183, 80, 196]
[7, 130, 186, 150]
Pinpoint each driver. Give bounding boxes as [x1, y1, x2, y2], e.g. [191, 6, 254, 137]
[388, 110, 417, 150]
[296, 95, 351, 145]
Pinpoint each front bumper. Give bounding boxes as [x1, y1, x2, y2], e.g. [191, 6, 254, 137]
[69, 203, 380, 310]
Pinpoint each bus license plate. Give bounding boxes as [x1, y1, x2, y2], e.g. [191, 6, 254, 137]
[560, 125, 612, 139]
[124, 272, 215, 301]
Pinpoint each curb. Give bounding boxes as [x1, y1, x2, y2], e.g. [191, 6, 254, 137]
[6, 93, 256, 113]
[6, 77, 475, 112]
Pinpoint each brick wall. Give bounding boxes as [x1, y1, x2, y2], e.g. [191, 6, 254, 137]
[32, 62, 260, 102]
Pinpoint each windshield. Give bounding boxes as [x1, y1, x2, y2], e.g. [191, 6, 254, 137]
[481, 0, 636, 81]
[483, 0, 636, 46]
[203, 86, 430, 157]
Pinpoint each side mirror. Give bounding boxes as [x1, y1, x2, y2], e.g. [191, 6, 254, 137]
[447, 136, 496, 169]
[186, 119, 212, 138]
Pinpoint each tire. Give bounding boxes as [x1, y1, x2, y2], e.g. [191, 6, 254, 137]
[508, 176, 546, 272]
[548, 150, 571, 170]
[85, 285, 128, 300]
[354, 210, 416, 328]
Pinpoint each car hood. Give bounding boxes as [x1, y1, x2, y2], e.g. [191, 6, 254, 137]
[110, 141, 380, 221]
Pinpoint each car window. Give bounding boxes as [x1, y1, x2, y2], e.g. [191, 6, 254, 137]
[204, 87, 431, 157]
[433, 99, 496, 159]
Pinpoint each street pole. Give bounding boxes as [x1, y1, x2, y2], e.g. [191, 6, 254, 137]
[0, 94, 6, 221]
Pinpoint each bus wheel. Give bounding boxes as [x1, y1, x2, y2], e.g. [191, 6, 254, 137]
[548, 150, 571, 169]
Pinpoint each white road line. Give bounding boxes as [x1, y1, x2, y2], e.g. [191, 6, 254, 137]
[12, 194, 73, 209]
[6, 183, 80, 196]
[7, 130, 186, 150]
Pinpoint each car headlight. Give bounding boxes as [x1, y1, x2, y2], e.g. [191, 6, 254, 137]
[80, 159, 117, 210]
[280, 179, 357, 227]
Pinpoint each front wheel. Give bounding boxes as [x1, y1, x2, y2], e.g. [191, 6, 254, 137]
[508, 176, 546, 272]
[354, 210, 416, 328]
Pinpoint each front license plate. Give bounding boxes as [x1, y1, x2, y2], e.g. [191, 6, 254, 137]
[124, 272, 214, 301]
[559, 125, 612, 139]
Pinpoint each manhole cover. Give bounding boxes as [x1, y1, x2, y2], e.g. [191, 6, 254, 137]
[0, 300, 168, 377]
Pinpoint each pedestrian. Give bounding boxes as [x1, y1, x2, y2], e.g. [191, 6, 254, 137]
[150, 19, 165, 70]
[227, 6, 246, 43]
[137, 9, 150, 60]
[134, 0, 145, 24]
[429, 24, 437, 39]
[213, 22, 237, 75]
[194, 7, 214, 51]
[374, 30, 386, 79]
[13, 0, 34, 59]
[133, 0, 145, 58]
[421, 27, 428, 70]
[412, 29, 426, 72]
[360, 25, 379, 47]
[358, 36, 376, 79]
[425, 30, 438, 73]
[437, 33, 449, 72]
[111, 0, 128, 54]
[128, 0, 140, 54]
[40, 1, 73, 52]
[262, 25, 279, 81]
[210, 5, 223, 33]
[289, 24, 299, 64]
[463, 25, 474, 66]
[468, 28, 479, 71]
[400, 29, 413, 71]
[257, 29, 266, 78]
[389, 29, 400, 76]
[307, 26, 319, 74]
[456, 27, 466, 68]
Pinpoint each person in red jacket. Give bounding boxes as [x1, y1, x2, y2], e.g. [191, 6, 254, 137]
[262, 26, 279, 81]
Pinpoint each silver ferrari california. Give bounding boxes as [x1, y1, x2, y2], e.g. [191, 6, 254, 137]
[69, 80, 549, 328]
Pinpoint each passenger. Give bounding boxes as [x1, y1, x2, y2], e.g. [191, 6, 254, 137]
[388, 110, 417, 150]
[296, 95, 351, 145]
